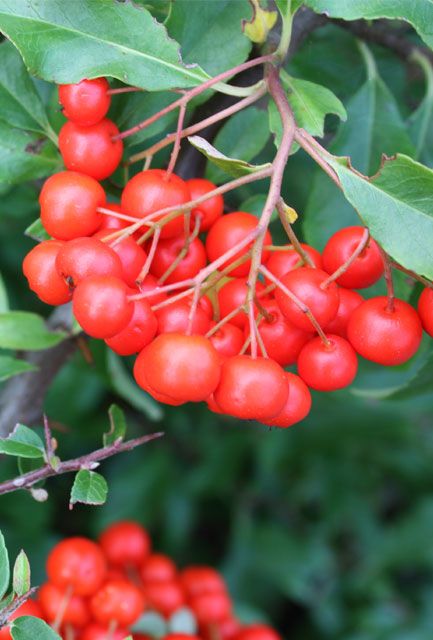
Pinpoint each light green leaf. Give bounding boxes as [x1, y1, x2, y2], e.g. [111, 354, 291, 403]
[407, 53, 433, 166]
[12, 551, 30, 597]
[168, 607, 197, 635]
[11, 616, 61, 640]
[0, 40, 54, 138]
[24, 219, 51, 242]
[70, 470, 108, 508]
[0, 273, 8, 313]
[131, 611, 167, 637]
[104, 404, 127, 447]
[166, 0, 252, 75]
[0, 0, 208, 90]
[304, 0, 433, 51]
[0, 123, 61, 185]
[0, 531, 10, 602]
[106, 350, 163, 422]
[327, 153, 433, 280]
[0, 424, 45, 459]
[191, 135, 271, 181]
[0, 356, 37, 382]
[205, 107, 271, 184]
[0, 312, 66, 350]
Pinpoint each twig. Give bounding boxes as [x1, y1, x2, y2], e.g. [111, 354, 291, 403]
[378, 246, 395, 311]
[165, 100, 187, 178]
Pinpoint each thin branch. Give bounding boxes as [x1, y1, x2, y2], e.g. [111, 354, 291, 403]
[378, 246, 395, 312]
[322, 228, 370, 287]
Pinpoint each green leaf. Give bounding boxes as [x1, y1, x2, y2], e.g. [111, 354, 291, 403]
[191, 135, 271, 181]
[0, 40, 54, 138]
[0, 123, 61, 185]
[70, 470, 108, 508]
[0, 356, 37, 382]
[12, 551, 30, 597]
[407, 53, 433, 166]
[282, 73, 347, 139]
[104, 404, 127, 447]
[168, 607, 197, 635]
[0, 0, 208, 91]
[0, 312, 66, 350]
[166, 0, 252, 75]
[0, 424, 45, 459]
[304, 44, 415, 249]
[0, 273, 8, 313]
[239, 194, 278, 222]
[388, 349, 433, 400]
[131, 611, 167, 637]
[106, 350, 163, 422]
[24, 219, 51, 242]
[11, 616, 61, 640]
[205, 107, 271, 184]
[0, 531, 10, 602]
[304, 0, 433, 51]
[327, 153, 433, 280]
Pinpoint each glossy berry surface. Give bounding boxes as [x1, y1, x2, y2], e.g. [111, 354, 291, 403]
[56, 236, 123, 285]
[150, 235, 207, 284]
[99, 521, 151, 567]
[264, 372, 312, 428]
[155, 299, 211, 336]
[418, 287, 433, 337]
[218, 278, 267, 329]
[324, 287, 364, 339]
[209, 322, 245, 360]
[46, 536, 107, 596]
[23, 240, 71, 305]
[105, 298, 157, 356]
[265, 244, 322, 282]
[58, 78, 111, 126]
[90, 580, 144, 626]
[187, 177, 224, 231]
[38, 582, 90, 627]
[297, 335, 358, 392]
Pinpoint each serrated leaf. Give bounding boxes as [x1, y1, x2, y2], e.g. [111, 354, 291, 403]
[304, 0, 433, 51]
[0, 531, 10, 602]
[0, 312, 66, 350]
[0, 0, 208, 91]
[191, 135, 271, 180]
[239, 194, 278, 222]
[166, 0, 251, 75]
[24, 219, 51, 242]
[11, 616, 61, 640]
[204, 107, 271, 184]
[0, 357, 37, 382]
[70, 470, 108, 508]
[168, 607, 197, 635]
[104, 404, 127, 447]
[0, 424, 45, 459]
[0, 123, 61, 185]
[107, 350, 163, 422]
[327, 153, 433, 280]
[131, 611, 167, 636]
[12, 551, 30, 597]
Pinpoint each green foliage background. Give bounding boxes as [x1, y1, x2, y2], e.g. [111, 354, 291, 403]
[0, 2, 433, 639]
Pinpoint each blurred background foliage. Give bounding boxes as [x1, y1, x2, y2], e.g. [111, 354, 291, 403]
[1, 3, 433, 639]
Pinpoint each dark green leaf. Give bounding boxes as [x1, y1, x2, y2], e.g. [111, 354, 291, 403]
[104, 404, 127, 447]
[0, 312, 66, 350]
[0, 0, 208, 90]
[0, 424, 45, 459]
[166, 0, 251, 75]
[70, 470, 108, 508]
[0, 531, 9, 601]
[239, 194, 278, 221]
[11, 616, 61, 640]
[191, 135, 271, 181]
[205, 107, 271, 184]
[0, 356, 37, 382]
[12, 551, 30, 597]
[389, 350, 433, 400]
[0, 273, 8, 313]
[407, 53, 433, 166]
[24, 219, 51, 242]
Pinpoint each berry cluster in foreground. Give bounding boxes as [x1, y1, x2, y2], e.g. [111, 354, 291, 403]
[0, 521, 279, 640]
[22, 78, 433, 428]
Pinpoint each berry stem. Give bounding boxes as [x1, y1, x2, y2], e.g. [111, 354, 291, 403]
[389, 260, 433, 289]
[379, 246, 395, 312]
[136, 227, 161, 284]
[294, 128, 341, 188]
[165, 99, 187, 179]
[322, 227, 370, 287]
[107, 86, 142, 95]
[158, 216, 201, 285]
[277, 199, 315, 266]
[52, 583, 73, 632]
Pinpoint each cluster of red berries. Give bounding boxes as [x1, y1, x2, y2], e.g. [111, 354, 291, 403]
[0, 521, 280, 640]
[22, 78, 433, 428]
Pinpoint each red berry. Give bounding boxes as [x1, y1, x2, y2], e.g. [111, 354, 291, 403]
[121, 169, 190, 239]
[180, 567, 226, 598]
[322, 226, 384, 289]
[40, 171, 104, 240]
[187, 178, 224, 231]
[209, 322, 245, 359]
[217, 278, 267, 329]
[265, 244, 322, 282]
[264, 373, 312, 428]
[348, 296, 423, 365]
[141, 554, 177, 583]
[190, 591, 232, 626]
[418, 287, 433, 337]
[46, 537, 106, 596]
[23, 240, 71, 305]
[156, 299, 211, 336]
[137, 274, 168, 306]
[73, 276, 133, 339]
[163, 636, 201, 640]
[324, 288, 364, 339]
[80, 624, 130, 640]
[150, 235, 207, 284]
[274, 267, 340, 332]
[234, 625, 281, 640]
[90, 580, 144, 627]
[134, 333, 221, 403]
[38, 582, 89, 627]
[99, 203, 129, 232]
[213, 355, 289, 420]
[0, 600, 43, 640]
[143, 580, 185, 618]
[58, 78, 111, 126]
[99, 521, 151, 568]
[105, 298, 158, 356]
[56, 237, 123, 285]
[206, 212, 272, 278]
[202, 616, 241, 640]
[59, 118, 123, 181]
[94, 230, 147, 288]
[297, 335, 358, 391]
